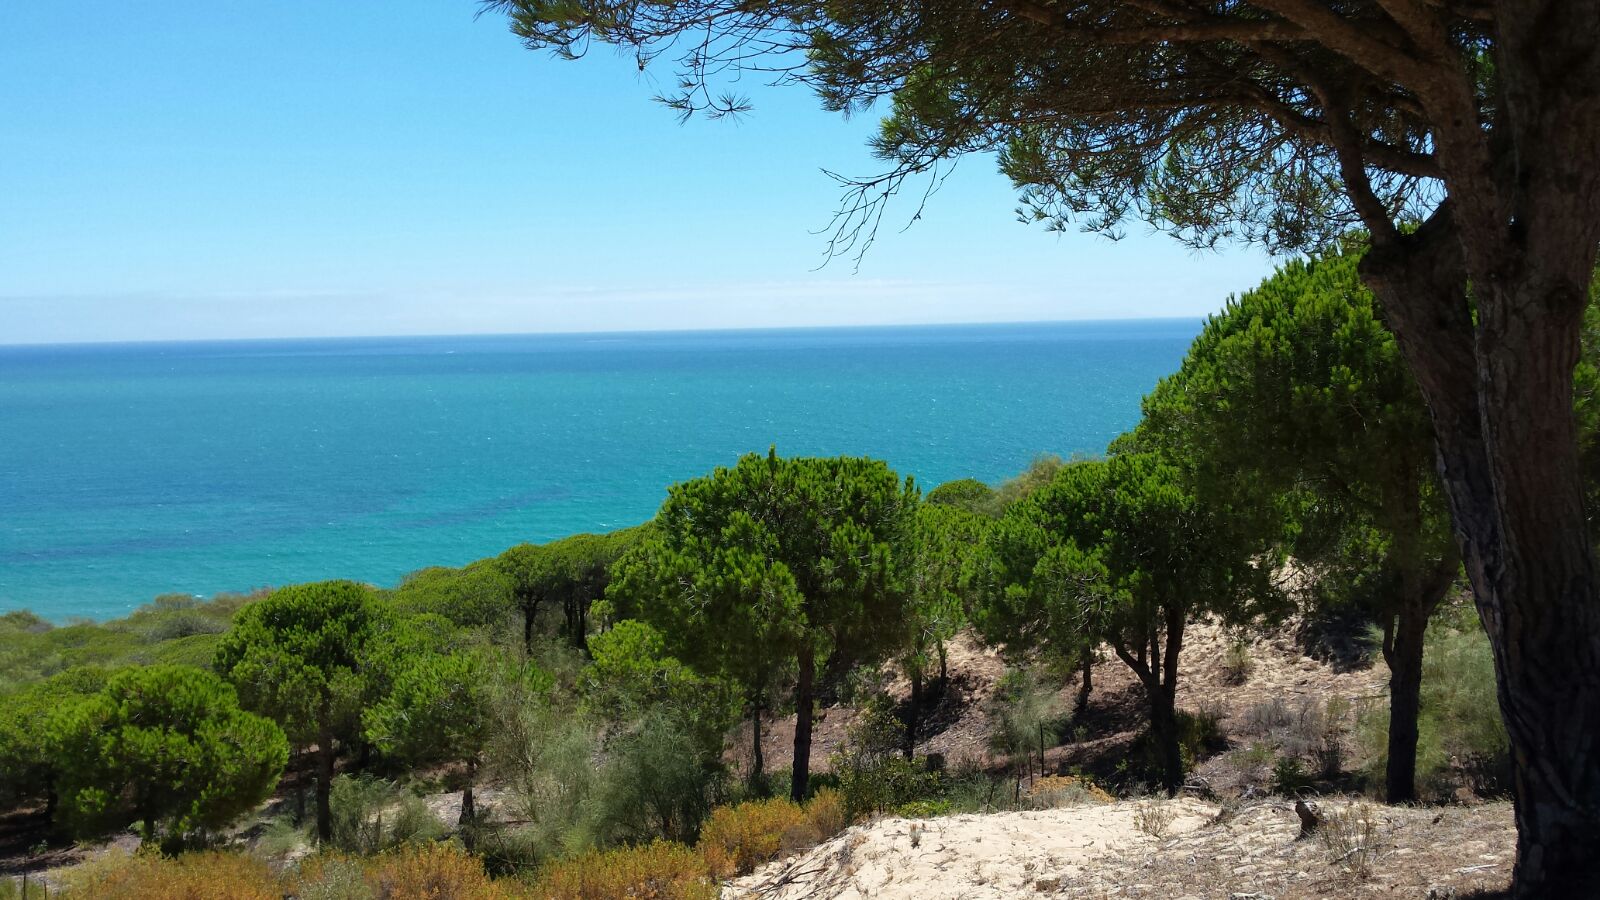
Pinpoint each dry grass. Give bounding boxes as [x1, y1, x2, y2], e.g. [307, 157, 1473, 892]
[1316, 802, 1381, 881]
[51, 843, 526, 900]
[1062, 801, 1514, 899]
[54, 851, 280, 900]
[1133, 797, 1177, 839]
[532, 842, 717, 900]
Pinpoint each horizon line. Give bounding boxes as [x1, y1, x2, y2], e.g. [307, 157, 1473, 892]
[0, 314, 1206, 351]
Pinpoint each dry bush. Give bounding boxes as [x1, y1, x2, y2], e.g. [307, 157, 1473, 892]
[1028, 774, 1115, 807]
[292, 843, 523, 899]
[1317, 802, 1382, 880]
[698, 790, 848, 879]
[801, 788, 848, 844]
[699, 798, 806, 878]
[533, 842, 717, 900]
[1133, 797, 1177, 839]
[56, 851, 280, 900]
[1220, 639, 1255, 685]
[1241, 697, 1293, 736]
[364, 843, 521, 899]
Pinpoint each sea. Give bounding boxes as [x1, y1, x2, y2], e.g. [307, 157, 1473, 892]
[0, 320, 1201, 621]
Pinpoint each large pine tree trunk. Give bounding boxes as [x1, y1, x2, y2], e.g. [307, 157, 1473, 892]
[791, 646, 816, 803]
[1472, 276, 1600, 897]
[1364, 199, 1600, 894]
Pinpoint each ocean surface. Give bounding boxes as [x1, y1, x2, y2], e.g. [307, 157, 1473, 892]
[0, 320, 1200, 621]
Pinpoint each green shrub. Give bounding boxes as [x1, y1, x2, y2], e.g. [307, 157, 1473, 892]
[327, 776, 444, 854]
[834, 754, 946, 821]
[491, 700, 601, 862]
[987, 670, 1066, 764]
[590, 709, 726, 846]
[1177, 706, 1228, 760]
[1355, 606, 1510, 798]
[1271, 757, 1314, 795]
[896, 798, 953, 818]
[329, 775, 394, 854]
[1221, 639, 1255, 684]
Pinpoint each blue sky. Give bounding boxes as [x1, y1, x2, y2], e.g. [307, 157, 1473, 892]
[0, 2, 1279, 344]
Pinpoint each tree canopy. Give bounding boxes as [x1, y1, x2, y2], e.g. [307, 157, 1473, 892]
[213, 580, 397, 843]
[499, 527, 646, 650]
[365, 647, 517, 833]
[0, 666, 109, 821]
[978, 452, 1282, 792]
[53, 665, 287, 848]
[1138, 243, 1459, 802]
[608, 449, 916, 800]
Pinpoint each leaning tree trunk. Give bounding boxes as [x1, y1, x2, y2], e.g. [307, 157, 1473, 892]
[790, 644, 816, 803]
[1364, 199, 1600, 894]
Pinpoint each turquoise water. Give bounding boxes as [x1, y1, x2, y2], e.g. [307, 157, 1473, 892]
[0, 320, 1199, 620]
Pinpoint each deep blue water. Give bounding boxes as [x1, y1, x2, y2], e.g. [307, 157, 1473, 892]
[0, 320, 1199, 620]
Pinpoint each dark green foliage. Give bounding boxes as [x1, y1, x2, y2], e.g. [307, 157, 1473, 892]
[213, 580, 398, 843]
[1138, 247, 1457, 599]
[581, 620, 739, 758]
[390, 561, 515, 632]
[0, 666, 109, 814]
[1133, 246, 1578, 803]
[923, 478, 994, 513]
[609, 449, 916, 801]
[54, 665, 287, 847]
[977, 453, 1281, 793]
[499, 526, 646, 650]
[214, 581, 394, 747]
[830, 698, 939, 819]
[366, 648, 504, 771]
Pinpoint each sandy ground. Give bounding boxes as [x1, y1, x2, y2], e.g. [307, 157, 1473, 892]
[722, 799, 1217, 899]
[724, 799, 1515, 900]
